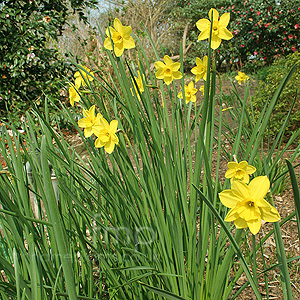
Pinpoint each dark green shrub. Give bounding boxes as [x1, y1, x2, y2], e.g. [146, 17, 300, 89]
[250, 51, 300, 138]
[0, 0, 96, 123]
[169, 0, 300, 71]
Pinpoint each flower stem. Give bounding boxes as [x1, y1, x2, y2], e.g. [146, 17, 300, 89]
[267, 191, 293, 300]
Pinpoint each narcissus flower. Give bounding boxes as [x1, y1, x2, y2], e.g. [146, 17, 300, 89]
[155, 55, 183, 85]
[196, 8, 233, 49]
[199, 85, 205, 95]
[69, 83, 81, 106]
[131, 71, 145, 100]
[235, 71, 249, 85]
[178, 81, 198, 104]
[219, 176, 280, 235]
[74, 65, 94, 87]
[93, 118, 119, 154]
[191, 56, 208, 82]
[78, 105, 103, 137]
[225, 160, 256, 183]
[104, 18, 135, 57]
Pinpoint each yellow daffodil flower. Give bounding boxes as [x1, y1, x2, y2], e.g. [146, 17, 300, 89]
[235, 71, 249, 85]
[178, 81, 198, 104]
[74, 65, 94, 87]
[104, 18, 135, 57]
[196, 8, 233, 49]
[93, 118, 119, 154]
[69, 83, 81, 106]
[219, 176, 280, 235]
[155, 55, 183, 85]
[225, 160, 256, 183]
[131, 71, 145, 100]
[78, 105, 103, 138]
[191, 56, 208, 82]
[199, 85, 205, 95]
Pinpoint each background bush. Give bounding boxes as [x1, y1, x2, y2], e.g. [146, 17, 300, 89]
[169, 0, 300, 71]
[250, 51, 300, 138]
[0, 0, 96, 123]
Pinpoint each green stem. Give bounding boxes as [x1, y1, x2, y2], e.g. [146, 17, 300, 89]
[267, 191, 293, 300]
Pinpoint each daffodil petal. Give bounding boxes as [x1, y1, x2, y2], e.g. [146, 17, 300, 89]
[111, 133, 119, 144]
[78, 118, 86, 128]
[248, 176, 270, 202]
[164, 55, 173, 65]
[225, 168, 237, 179]
[105, 139, 115, 154]
[95, 137, 106, 148]
[198, 29, 210, 41]
[121, 25, 132, 37]
[225, 208, 239, 222]
[114, 44, 124, 57]
[113, 18, 122, 32]
[248, 219, 261, 235]
[123, 36, 135, 49]
[219, 190, 240, 208]
[155, 69, 165, 79]
[196, 18, 210, 31]
[260, 201, 281, 222]
[104, 37, 113, 50]
[238, 161, 248, 169]
[234, 217, 248, 228]
[246, 165, 256, 174]
[84, 127, 93, 138]
[155, 61, 166, 70]
[231, 181, 251, 199]
[164, 76, 173, 85]
[210, 35, 221, 49]
[218, 27, 234, 40]
[110, 120, 118, 133]
[219, 12, 230, 27]
[209, 8, 219, 22]
[170, 62, 181, 71]
[242, 173, 250, 184]
[106, 26, 115, 37]
[172, 71, 183, 79]
[227, 162, 238, 169]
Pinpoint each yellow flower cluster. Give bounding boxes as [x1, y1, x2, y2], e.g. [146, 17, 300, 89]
[68, 65, 94, 106]
[235, 71, 249, 85]
[219, 160, 280, 235]
[78, 105, 119, 154]
[104, 18, 135, 57]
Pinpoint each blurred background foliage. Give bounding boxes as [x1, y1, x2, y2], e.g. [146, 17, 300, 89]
[251, 51, 300, 139]
[0, 0, 97, 123]
[1, 0, 299, 132]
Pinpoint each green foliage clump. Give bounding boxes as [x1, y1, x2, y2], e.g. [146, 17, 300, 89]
[0, 0, 97, 122]
[251, 51, 300, 137]
[169, 0, 300, 71]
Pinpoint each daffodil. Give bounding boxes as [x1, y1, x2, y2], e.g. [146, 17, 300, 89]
[69, 83, 81, 106]
[196, 8, 233, 49]
[199, 85, 205, 95]
[93, 118, 119, 154]
[78, 105, 103, 138]
[191, 56, 208, 82]
[225, 160, 256, 183]
[131, 71, 145, 100]
[74, 65, 94, 87]
[155, 55, 183, 85]
[104, 18, 135, 57]
[235, 71, 249, 85]
[219, 176, 280, 235]
[178, 81, 198, 104]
